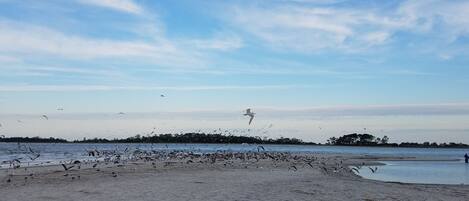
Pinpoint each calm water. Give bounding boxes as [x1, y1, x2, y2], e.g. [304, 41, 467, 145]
[1, 142, 469, 184]
[358, 161, 469, 185]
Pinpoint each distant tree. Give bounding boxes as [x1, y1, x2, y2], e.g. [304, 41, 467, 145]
[381, 135, 389, 144]
[327, 137, 337, 145]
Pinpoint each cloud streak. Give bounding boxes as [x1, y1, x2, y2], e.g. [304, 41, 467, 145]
[187, 34, 243, 51]
[224, 0, 469, 56]
[0, 84, 317, 92]
[0, 21, 177, 59]
[77, 0, 144, 15]
[2, 103, 469, 118]
[258, 103, 469, 117]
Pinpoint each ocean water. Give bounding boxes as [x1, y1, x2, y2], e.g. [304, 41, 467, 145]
[358, 161, 469, 185]
[1, 142, 469, 185]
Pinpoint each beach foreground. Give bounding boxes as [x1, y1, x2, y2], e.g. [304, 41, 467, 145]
[1, 154, 468, 201]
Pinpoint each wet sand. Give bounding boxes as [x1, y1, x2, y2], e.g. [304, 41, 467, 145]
[1, 154, 468, 201]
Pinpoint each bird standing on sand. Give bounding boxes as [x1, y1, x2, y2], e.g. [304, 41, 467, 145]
[243, 108, 255, 125]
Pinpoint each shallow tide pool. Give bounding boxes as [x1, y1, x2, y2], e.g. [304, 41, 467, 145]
[358, 160, 469, 185]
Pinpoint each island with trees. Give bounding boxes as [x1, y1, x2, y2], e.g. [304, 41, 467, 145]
[1, 132, 469, 148]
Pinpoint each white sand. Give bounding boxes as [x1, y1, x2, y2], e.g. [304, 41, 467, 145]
[1, 154, 468, 201]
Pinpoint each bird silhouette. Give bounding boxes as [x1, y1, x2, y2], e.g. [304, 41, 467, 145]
[61, 164, 74, 171]
[368, 166, 378, 173]
[243, 108, 255, 125]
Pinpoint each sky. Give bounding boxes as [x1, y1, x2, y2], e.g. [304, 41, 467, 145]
[1, 0, 469, 143]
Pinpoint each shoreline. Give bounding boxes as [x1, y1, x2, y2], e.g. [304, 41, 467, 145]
[1, 153, 468, 201]
[3, 141, 469, 149]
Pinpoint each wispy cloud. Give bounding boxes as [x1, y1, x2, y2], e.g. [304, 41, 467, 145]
[258, 103, 469, 117]
[223, 0, 469, 56]
[0, 21, 176, 59]
[0, 20, 210, 69]
[3, 103, 468, 118]
[77, 0, 144, 15]
[0, 84, 317, 92]
[187, 34, 243, 51]
[0, 55, 21, 63]
[226, 4, 406, 52]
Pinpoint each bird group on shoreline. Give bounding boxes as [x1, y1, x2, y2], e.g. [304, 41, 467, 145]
[2, 143, 370, 185]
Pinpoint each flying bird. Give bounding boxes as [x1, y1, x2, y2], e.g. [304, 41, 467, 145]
[61, 164, 74, 171]
[351, 167, 360, 174]
[257, 145, 265, 152]
[27, 147, 40, 160]
[368, 166, 378, 173]
[160, 94, 165, 97]
[41, 115, 48, 120]
[27, 153, 40, 160]
[117, 112, 125, 115]
[289, 165, 298, 171]
[243, 108, 255, 125]
[57, 107, 64, 111]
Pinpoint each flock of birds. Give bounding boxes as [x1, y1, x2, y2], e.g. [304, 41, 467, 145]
[1, 142, 379, 184]
[0, 104, 386, 185]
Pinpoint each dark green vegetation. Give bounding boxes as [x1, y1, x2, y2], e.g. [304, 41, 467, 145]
[1, 133, 469, 148]
[0, 133, 310, 145]
[74, 133, 310, 144]
[326, 133, 469, 148]
[0, 136, 67, 143]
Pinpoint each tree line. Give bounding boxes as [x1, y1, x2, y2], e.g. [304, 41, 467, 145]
[0, 136, 67, 143]
[1, 133, 311, 145]
[326, 133, 469, 148]
[2, 133, 469, 148]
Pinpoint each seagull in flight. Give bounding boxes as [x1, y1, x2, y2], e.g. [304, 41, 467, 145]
[57, 107, 64, 111]
[61, 164, 74, 171]
[243, 108, 255, 125]
[160, 94, 165, 97]
[41, 115, 48, 120]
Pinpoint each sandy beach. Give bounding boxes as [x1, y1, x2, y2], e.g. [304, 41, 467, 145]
[1, 153, 468, 201]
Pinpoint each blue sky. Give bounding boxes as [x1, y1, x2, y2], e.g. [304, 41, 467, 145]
[1, 0, 469, 142]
